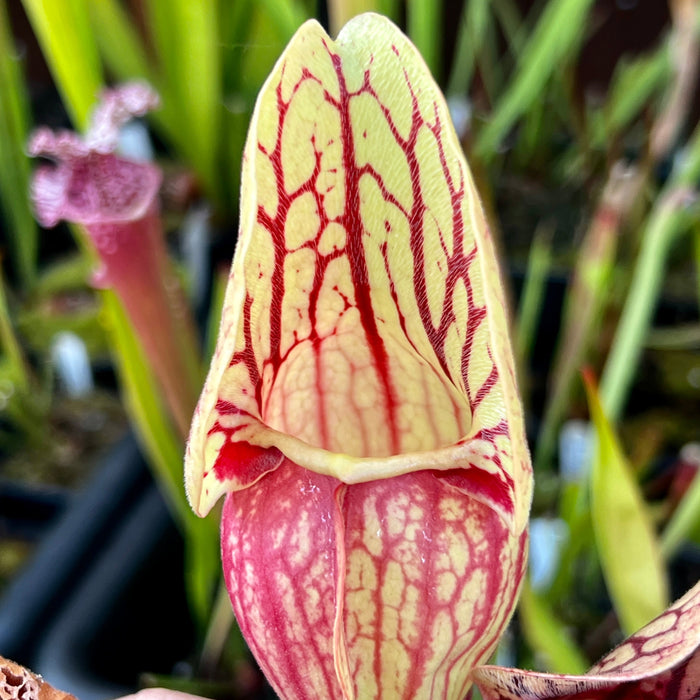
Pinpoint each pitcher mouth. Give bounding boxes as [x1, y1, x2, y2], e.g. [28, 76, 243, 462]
[186, 402, 517, 533]
[215, 416, 489, 481]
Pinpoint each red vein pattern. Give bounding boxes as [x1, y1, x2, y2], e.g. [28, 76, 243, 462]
[186, 14, 533, 700]
[222, 460, 528, 700]
[186, 16, 531, 531]
[473, 580, 700, 700]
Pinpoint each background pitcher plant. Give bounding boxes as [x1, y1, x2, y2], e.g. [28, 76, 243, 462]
[183, 12, 700, 700]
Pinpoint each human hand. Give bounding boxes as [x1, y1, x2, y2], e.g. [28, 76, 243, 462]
[116, 690, 209, 700]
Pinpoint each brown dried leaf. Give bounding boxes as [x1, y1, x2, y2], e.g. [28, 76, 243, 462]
[0, 656, 77, 700]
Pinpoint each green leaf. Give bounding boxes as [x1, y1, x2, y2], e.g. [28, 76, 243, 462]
[88, 0, 154, 82]
[0, 266, 30, 393]
[446, 0, 490, 97]
[474, 0, 595, 160]
[257, 0, 310, 42]
[220, 0, 256, 96]
[597, 48, 669, 148]
[519, 580, 588, 675]
[662, 449, 700, 558]
[32, 254, 92, 299]
[144, 0, 223, 205]
[21, 0, 104, 130]
[407, 0, 441, 79]
[101, 289, 219, 626]
[584, 370, 668, 635]
[328, 0, 398, 36]
[600, 124, 700, 420]
[0, 0, 38, 290]
[184, 514, 221, 630]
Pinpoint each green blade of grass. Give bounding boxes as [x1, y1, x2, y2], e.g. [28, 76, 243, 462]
[407, 0, 441, 80]
[143, 0, 180, 94]
[256, 0, 309, 44]
[515, 221, 553, 372]
[584, 369, 668, 636]
[446, 0, 490, 97]
[88, 0, 154, 82]
[21, 0, 103, 130]
[0, 267, 30, 393]
[591, 48, 669, 150]
[0, 0, 38, 291]
[145, 0, 223, 205]
[662, 462, 700, 559]
[518, 580, 588, 674]
[173, 1, 222, 203]
[492, 0, 527, 57]
[328, 0, 398, 36]
[220, 0, 256, 96]
[600, 126, 700, 421]
[102, 288, 219, 625]
[474, 0, 594, 160]
[450, 0, 525, 102]
[185, 512, 222, 632]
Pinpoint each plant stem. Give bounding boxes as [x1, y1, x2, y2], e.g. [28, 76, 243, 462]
[600, 128, 700, 421]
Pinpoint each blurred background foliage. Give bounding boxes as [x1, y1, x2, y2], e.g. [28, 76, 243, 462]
[0, 0, 699, 696]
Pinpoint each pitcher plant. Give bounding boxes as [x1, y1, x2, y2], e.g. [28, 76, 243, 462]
[185, 14, 700, 700]
[25, 10, 700, 700]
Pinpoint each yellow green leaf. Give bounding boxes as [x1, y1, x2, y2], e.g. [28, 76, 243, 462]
[583, 369, 668, 635]
[21, 0, 103, 130]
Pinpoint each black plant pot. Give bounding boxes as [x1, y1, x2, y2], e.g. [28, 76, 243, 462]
[0, 435, 195, 700]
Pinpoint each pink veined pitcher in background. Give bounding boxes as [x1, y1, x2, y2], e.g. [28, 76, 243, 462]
[184, 12, 700, 700]
[29, 83, 200, 440]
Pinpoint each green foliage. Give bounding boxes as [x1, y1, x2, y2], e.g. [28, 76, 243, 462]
[518, 581, 588, 675]
[600, 125, 700, 420]
[407, 0, 442, 79]
[443, 0, 700, 675]
[0, 0, 38, 291]
[103, 291, 219, 625]
[585, 371, 668, 635]
[22, 0, 103, 130]
[473, 0, 595, 160]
